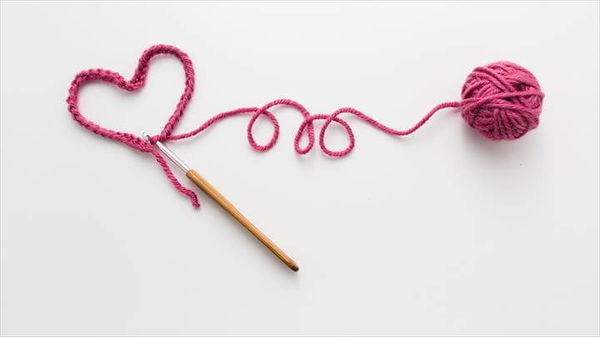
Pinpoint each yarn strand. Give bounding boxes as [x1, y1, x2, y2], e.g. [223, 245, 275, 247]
[67, 44, 543, 208]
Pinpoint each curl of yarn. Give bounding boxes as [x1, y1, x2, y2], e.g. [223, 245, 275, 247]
[67, 45, 544, 208]
[460, 62, 544, 140]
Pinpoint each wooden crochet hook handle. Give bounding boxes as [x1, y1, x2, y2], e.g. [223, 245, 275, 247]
[186, 169, 298, 271]
[144, 133, 299, 272]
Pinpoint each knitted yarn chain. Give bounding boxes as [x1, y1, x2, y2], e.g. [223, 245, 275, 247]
[67, 44, 544, 208]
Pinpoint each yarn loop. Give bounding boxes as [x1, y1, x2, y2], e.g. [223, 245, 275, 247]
[67, 45, 544, 208]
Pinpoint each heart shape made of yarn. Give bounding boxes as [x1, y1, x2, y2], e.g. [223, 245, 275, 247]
[66, 44, 195, 152]
[67, 44, 201, 207]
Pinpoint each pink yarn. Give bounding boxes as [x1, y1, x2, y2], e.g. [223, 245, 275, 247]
[460, 62, 544, 140]
[67, 45, 544, 208]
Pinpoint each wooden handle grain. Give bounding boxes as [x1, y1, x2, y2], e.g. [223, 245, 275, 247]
[186, 169, 299, 272]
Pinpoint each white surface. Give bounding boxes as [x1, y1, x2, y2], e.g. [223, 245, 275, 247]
[1, 1, 599, 336]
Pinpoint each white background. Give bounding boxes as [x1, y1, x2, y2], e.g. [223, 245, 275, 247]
[1, 1, 599, 336]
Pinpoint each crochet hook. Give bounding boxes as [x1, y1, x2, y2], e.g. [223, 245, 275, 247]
[143, 133, 299, 272]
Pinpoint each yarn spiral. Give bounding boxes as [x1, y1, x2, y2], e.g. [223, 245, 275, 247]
[67, 45, 544, 208]
[459, 62, 544, 140]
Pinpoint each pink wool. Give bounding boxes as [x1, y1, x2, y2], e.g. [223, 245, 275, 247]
[67, 44, 544, 208]
[461, 62, 543, 140]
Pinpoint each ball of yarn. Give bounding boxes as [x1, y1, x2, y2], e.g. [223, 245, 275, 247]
[460, 62, 544, 140]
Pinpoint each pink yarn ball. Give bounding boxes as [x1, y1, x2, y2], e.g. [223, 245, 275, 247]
[460, 62, 544, 140]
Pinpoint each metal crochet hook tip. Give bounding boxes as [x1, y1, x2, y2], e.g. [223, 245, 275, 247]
[142, 133, 189, 172]
[142, 132, 299, 272]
